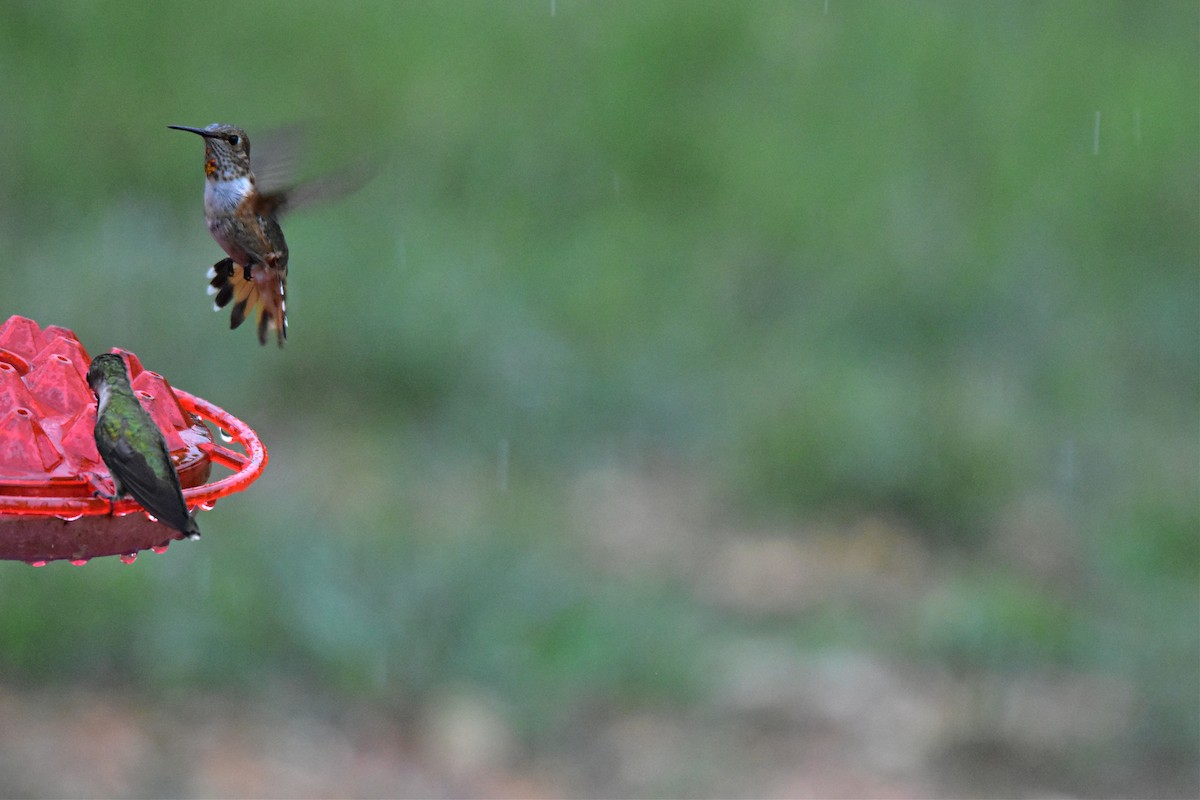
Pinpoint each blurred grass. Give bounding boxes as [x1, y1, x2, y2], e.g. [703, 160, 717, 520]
[0, 0, 1196, 789]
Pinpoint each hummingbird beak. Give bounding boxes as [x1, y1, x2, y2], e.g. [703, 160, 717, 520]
[167, 125, 216, 138]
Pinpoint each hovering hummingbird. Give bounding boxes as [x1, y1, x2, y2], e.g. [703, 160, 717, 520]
[87, 354, 201, 540]
[169, 123, 290, 346]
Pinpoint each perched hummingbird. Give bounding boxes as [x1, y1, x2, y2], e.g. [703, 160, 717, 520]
[169, 123, 290, 346]
[87, 354, 201, 540]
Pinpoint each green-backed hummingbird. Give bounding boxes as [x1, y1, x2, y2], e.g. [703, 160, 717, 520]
[87, 354, 201, 540]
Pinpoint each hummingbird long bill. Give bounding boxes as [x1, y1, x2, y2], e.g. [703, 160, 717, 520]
[87, 354, 201, 540]
[169, 123, 290, 347]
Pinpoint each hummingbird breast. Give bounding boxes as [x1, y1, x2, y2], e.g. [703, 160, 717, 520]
[203, 175, 287, 268]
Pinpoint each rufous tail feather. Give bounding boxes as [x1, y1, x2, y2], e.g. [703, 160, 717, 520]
[206, 257, 288, 347]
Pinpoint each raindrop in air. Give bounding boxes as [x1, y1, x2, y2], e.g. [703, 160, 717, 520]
[497, 438, 509, 493]
[1058, 439, 1076, 488]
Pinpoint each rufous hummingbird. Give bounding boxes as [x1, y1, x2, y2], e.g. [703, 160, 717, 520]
[169, 123, 290, 346]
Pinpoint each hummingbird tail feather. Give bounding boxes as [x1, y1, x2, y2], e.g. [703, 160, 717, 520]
[208, 258, 237, 311]
[206, 258, 287, 347]
[183, 511, 201, 541]
[252, 263, 288, 348]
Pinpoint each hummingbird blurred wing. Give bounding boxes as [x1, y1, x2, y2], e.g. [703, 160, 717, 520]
[250, 123, 310, 199]
[254, 162, 375, 218]
[101, 436, 194, 535]
[251, 120, 376, 217]
[251, 120, 378, 217]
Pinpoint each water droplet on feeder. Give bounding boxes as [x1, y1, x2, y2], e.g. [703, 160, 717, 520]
[56, 513, 84, 522]
[152, 544, 169, 554]
[120, 553, 138, 564]
[199, 500, 216, 511]
[218, 428, 234, 443]
[28, 560, 47, 567]
[70, 558, 89, 566]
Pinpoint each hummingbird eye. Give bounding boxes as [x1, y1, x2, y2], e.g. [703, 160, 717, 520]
[228, 134, 241, 146]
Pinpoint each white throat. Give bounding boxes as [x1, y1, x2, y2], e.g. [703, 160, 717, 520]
[204, 174, 253, 215]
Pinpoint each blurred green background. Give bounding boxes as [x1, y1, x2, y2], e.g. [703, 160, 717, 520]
[0, 1, 1196, 796]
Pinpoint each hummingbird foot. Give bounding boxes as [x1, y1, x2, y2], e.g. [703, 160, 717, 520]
[91, 488, 117, 515]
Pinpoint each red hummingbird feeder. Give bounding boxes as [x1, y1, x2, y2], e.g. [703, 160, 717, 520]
[0, 315, 267, 565]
